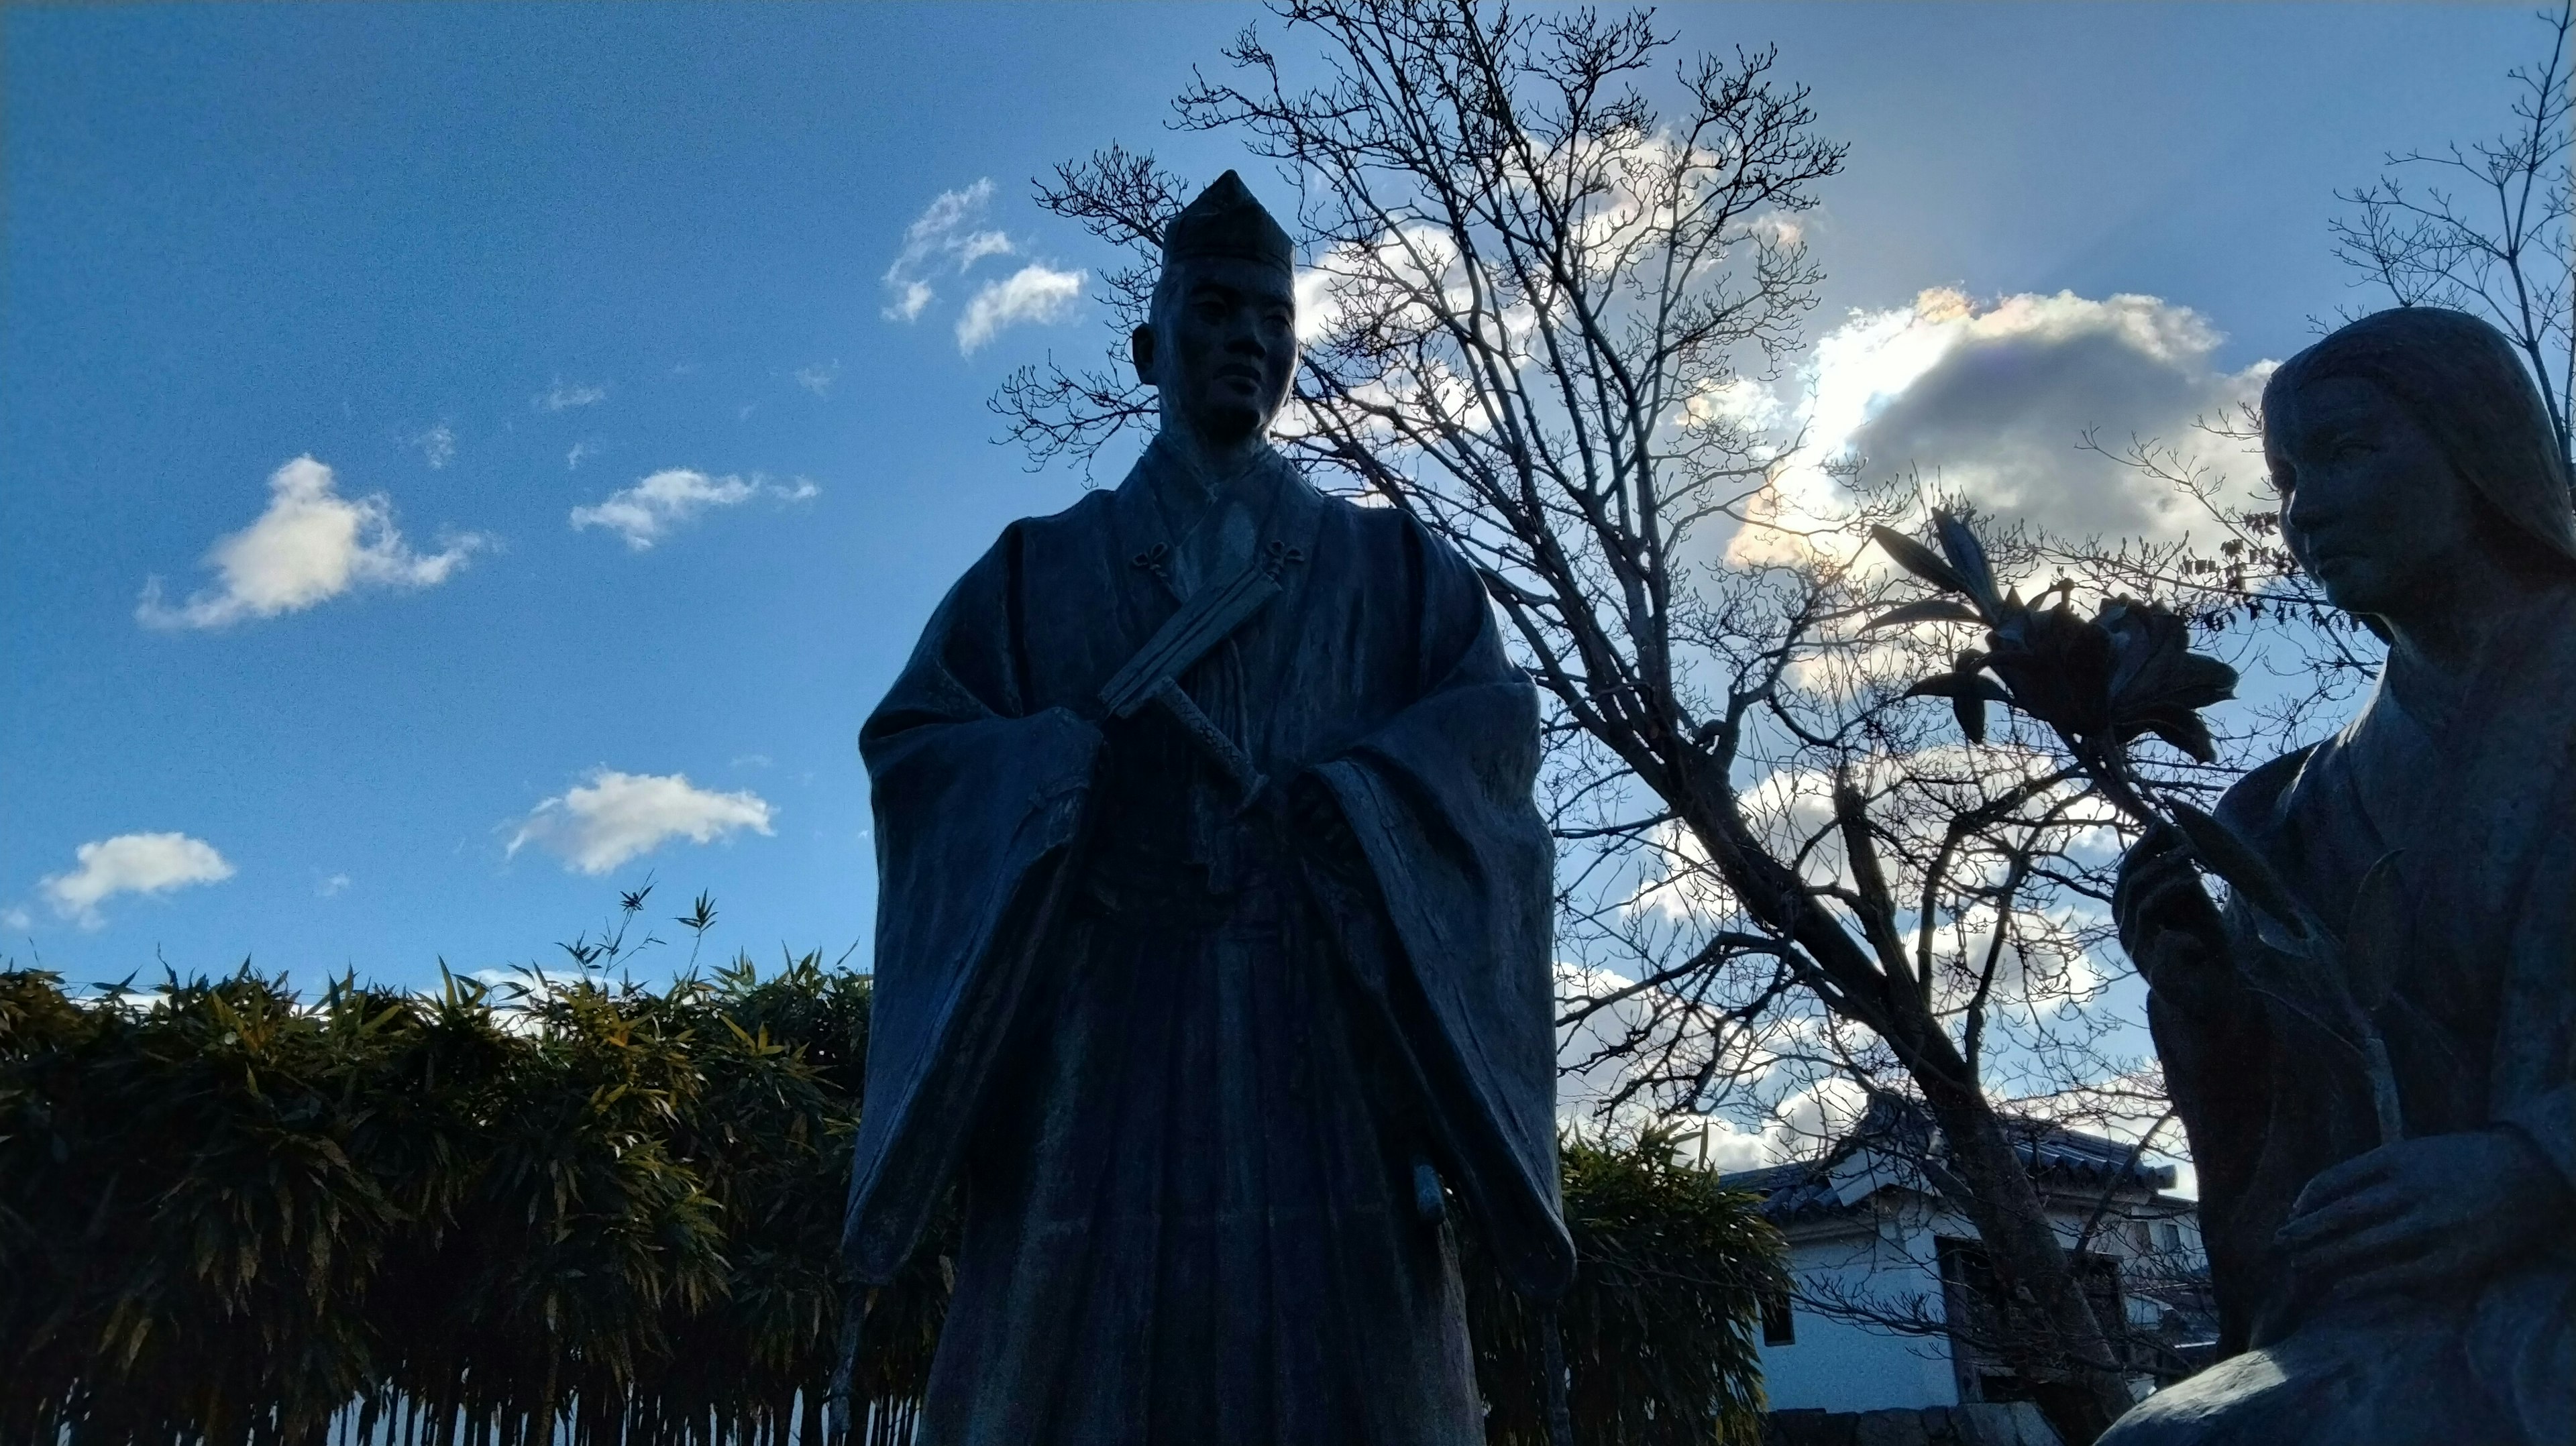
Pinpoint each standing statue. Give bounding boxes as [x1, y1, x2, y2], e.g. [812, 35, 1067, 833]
[839, 172, 1574, 1444]
[2107, 307, 2576, 1443]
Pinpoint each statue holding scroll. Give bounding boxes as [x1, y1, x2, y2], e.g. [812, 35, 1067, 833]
[839, 172, 1572, 1444]
[2106, 307, 2576, 1443]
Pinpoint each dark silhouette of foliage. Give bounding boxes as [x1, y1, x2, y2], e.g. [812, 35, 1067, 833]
[0, 940, 892, 1446]
[1, 897, 1782, 1445]
[1462, 1125, 1788, 1446]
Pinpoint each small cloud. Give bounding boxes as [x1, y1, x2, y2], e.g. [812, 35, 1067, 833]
[534, 378, 608, 412]
[138, 457, 486, 630]
[567, 440, 600, 471]
[736, 402, 758, 421]
[792, 361, 840, 396]
[570, 469, 820, 550]
[507, 769, 775, 875]
[731, 753, 773, 769]
[409, 422, 456, 469]
[882, 179, 1018, 322]
[2, 905, 30, 932]
[956, 264, 1085, 354]
[317, 873, 351, 897]
[40, 832, 234, 929]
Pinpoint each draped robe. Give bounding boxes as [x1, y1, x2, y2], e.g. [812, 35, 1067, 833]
[841, 440, 1574, 1445]
[2105, 593, 2576, 1444]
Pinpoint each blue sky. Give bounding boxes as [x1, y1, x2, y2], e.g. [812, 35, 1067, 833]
[1, 2, 2541, 992]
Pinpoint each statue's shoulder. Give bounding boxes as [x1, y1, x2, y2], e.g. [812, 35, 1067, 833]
[949, 488, 1119, 583]
[1006, 486, 1118, 548]
[1311, 486, 1477, 577]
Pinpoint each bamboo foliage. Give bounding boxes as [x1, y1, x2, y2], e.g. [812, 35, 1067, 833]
[3, 909, 1782, 1445]
[0, 944, 893, 1446]
[1462, 1124, 1788, 1446]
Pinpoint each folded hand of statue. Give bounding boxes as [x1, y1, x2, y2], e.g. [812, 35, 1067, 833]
[2275, 1126, 2573, 1300]
[1274, 771, 1372, 893]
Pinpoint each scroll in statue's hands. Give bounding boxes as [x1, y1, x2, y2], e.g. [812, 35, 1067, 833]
[2275, 1127, 2573, 1298]
[2113, 824, 2235, 1007]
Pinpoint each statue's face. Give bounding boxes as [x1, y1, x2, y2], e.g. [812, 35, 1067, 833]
[2268, 375, 2481, 619]
[1134, 256, 1299, 445]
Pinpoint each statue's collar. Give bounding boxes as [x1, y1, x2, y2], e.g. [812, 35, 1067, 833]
[1111, 435, 1321, 600]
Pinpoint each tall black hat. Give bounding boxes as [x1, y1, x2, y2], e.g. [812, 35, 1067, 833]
[1161, 170, 1295, 272]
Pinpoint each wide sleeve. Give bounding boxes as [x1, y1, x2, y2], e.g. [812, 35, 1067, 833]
[2138, 748, 2305, 1352]
[841, 524, 1102, 1284]
[1307, 520, 1576, 1300]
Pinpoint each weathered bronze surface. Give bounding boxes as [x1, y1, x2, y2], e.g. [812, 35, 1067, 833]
[840, 172, 1571, 1444]
[2109, 307, 2576, 1443]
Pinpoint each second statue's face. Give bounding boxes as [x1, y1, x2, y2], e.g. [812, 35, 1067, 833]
[1134, 256, 1300, 445]
[2267, 374, 2483, 620]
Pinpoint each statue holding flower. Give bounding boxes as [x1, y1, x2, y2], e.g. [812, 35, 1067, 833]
[1877, 307, 2576, 1443]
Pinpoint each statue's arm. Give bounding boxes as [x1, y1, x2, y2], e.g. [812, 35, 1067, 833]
[1297, 514, 1574, 1298]
[2498, 1078, 2576, 1194]
[844, 531, 1104, 1282]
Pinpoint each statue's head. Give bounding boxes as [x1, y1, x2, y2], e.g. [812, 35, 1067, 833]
[1131, 171, 1299, 447]
[2262, 306, 2576, 620]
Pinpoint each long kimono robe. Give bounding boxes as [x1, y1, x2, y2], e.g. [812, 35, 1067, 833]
[2106, 594, 2576, 1444]
[841, 439, 1574, 1445]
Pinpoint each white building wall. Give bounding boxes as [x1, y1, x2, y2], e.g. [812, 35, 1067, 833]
[1751, 1184, 2212, 1414]
[1754, 1215, 1962, 1412]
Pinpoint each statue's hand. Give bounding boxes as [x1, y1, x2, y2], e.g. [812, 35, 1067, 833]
[1282, 772, 1371, 890]
[2112, 824, 2233, 1005]
[2275, 1127, 2573, 1298]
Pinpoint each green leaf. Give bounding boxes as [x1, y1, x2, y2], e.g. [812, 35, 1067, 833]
[1902, 671, 2010, 704]
[1955, 691, 1987, 744]
[1864, 598, 1986, 630]
[2343, 850, 2410, 1009]
[1870, 526, 1969, 595]
[2169, 802, 2314, 944]
[2133, 710, 2218, 764]
[1931, 510, 2002, 610]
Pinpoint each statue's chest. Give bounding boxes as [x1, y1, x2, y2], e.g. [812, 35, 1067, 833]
[1016, 529, 1417, 763]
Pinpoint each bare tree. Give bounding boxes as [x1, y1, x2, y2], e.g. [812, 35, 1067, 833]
[999, 3, 2212, 1435]
[2333, 0, 2574, 469]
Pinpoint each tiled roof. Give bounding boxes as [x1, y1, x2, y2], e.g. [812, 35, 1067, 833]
[1719, 1097, 2177, 1223]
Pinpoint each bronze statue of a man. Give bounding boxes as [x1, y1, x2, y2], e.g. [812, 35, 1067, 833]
[2108, 307, 2576, 1443]
[841, 172, 1572, 1443]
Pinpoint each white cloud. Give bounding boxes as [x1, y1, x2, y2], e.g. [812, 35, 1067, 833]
[1739, 288, 2273, 567]
[568, 468, 818, 550]
[567, 440, 600, 471]
[956, 264, 1085, 354]
[40, 832, 234, 929]
[792, 361, 839, 396]
[409, 422, 455, 469]
[2, 906, 30, 933]
[317, 873, 351, 897]
[507, 769, 775, 875]
[534, 378, 608, 412]
[1768, 1075, 1873, 1160]
[882, 178, 1016, 321]
[137, 457, 486, 630]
